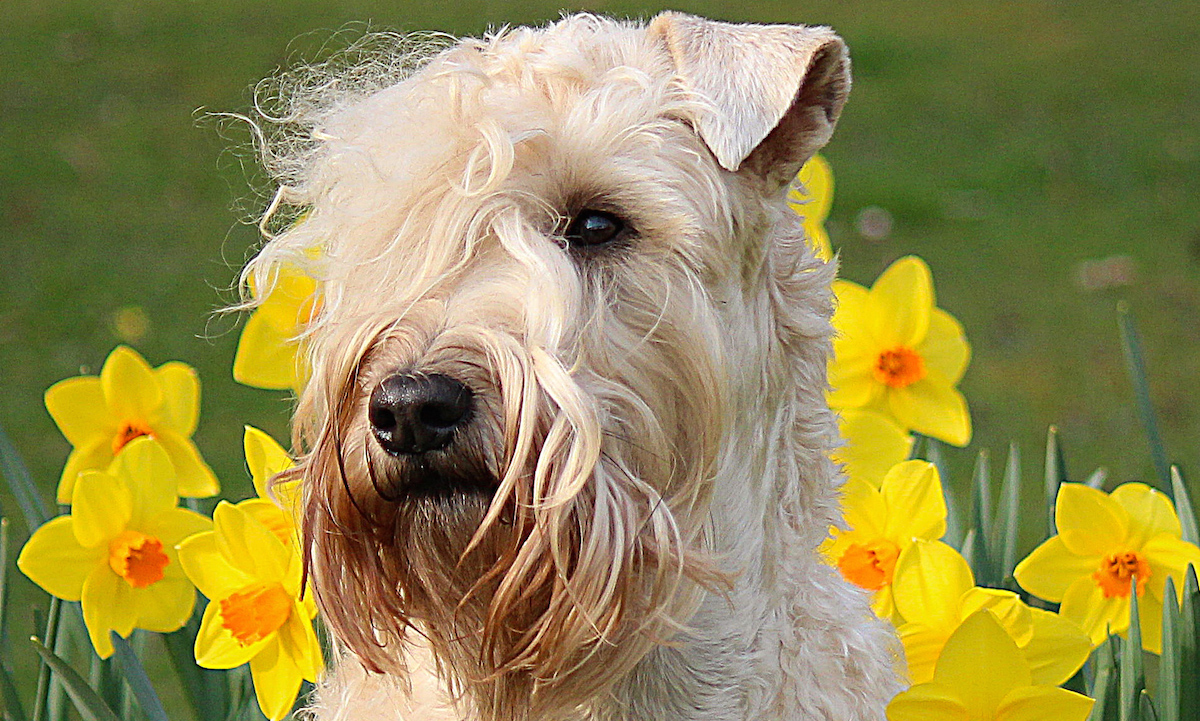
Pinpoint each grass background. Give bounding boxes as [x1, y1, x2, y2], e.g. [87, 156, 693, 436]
[1, 0, 1199, 715]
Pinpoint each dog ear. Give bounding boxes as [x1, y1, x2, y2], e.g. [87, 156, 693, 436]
[650, 12, 850, 187]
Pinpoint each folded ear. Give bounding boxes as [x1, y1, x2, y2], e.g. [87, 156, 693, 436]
[650, 12, 851, 188]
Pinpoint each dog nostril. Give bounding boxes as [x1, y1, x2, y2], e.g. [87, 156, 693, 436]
[368, 373, 473, 455]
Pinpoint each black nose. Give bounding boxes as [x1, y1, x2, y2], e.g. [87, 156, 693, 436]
[368, 373, 473, 455]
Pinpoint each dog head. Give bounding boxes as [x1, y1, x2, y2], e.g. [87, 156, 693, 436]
[241, 12, 848, 718]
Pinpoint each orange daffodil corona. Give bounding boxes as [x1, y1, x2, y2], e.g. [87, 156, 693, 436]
[17, 439, 211, 657]
[175, 427, 318, 721]
[787, 154, 834, 261]
[822, 460, 946, 619]
[887, 610, 1094, 721]
[893, 540, 1091, 686]
[233, 263, 321, 392]
[1014, 482, 1200, 653]
[830, 256, 972, 447]
[44, 345, 218, 503]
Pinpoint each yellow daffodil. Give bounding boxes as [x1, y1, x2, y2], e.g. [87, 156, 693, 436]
[822, 460, 946, 618]
[893, 539, 1091, 686]
[787, 154, 834, 261]
[17, 439, 211, 658]
[233, 264, 320, 392]
[241, 426, 302, 548]
[829, 256, 972, 446]
[835, 410, 914, 488]
[886, 610, 1094, 721]
[44, 345, 219, 503]
[1014, 482, 1200, 653]
[178, 501, 321, 721]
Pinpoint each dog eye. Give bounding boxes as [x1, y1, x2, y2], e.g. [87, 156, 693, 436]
[563, 210, 625, 248]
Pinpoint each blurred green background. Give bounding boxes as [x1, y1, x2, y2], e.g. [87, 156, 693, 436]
[1, 0, 1199, 712]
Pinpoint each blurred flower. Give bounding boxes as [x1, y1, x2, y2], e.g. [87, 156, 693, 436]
[1014, 482, 1200, 653]
[178, 501, 321, 721]
[787, 154, 834, 261]
[855, 206, 894, 242]
[44, 345, 218, 504]
[17, 439, 210, 658]
[233, 264, 320, 392]
[893, 539, 1091, 685]
[828, 256, 972, 446]
[822, 460, 945, 619]
[835, 410, 914, 488]
[886, 610, 1094, 721]
[241, 426, 301, 548]
[110, 306, 150, 344]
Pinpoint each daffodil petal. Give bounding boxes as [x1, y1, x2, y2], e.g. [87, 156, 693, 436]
[82, 565, 136, 659]
[1143, 535, 1200, 598]
[177, 531, 256, 601]
[250, 640, 305, 721]
[885, 682, 970, 721]
[112, 438, 177, 524]
[792, 154, 833, 222]
[805, 221, 832, 262]
[887, 375, 971, 447]
[840, 478, 888, 540]
[892, 540, 974, 628]
[44, 376, 113, 448]
[835, 411, 913, 488]
[870, 585, 896, 621]
[1110, 483, 1181, 547]
[213, 502, 290, 582]
[234, 310, 302, 391]
[935, 610, 1031, 718]
[1138, 590, 1163, 655]
[194, 599, 272, 669]
[916, 308, 970, 385]
[278, 608, 323, 681]
[57, 439, 114, 504]
[1055, 484, 1129, 557]
[100, 346, 162, 423]
[17, 516, 103, 601]
[154, 362, 200, 436]
[1022, 608, 1093, 686]
[995, 685, 1094, 721]
[134, 577, 196, 633]
[897, 622, 949, 685]
[142, 507, 212, 546]
[869, 256, 932, 349]
[244, 426, 294, 500]
[960, 588, 1033, 646]
[881, 460, 946, 541]
[1060, 576, 1127, 646]
[1013, 536, 1099, 603]
[239, 500, 297, 550]
[155, 429, 219, 498]
[72, 470, 132, 548]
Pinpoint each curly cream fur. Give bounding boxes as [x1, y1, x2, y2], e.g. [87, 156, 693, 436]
[241, 12, 901, 721]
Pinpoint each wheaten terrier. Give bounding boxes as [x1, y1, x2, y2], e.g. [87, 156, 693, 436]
[242, 11, 900, 720]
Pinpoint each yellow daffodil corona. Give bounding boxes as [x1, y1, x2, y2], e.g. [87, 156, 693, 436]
[829, 256, 972, 446]
[892, 540, 1091, 686]
[178, 501, 321, 721]
[787, 154, 834, 261]
[1014, 482, 1200, 653]
[233, 264, 321, 392]
[44, 345, 219, 503]
[822, 460, 946, 619]
[886, 610, 1094, 721]
[17, 439, 211, 657]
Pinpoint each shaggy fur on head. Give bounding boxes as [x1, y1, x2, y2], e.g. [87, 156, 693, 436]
[241, 11, 902, 721]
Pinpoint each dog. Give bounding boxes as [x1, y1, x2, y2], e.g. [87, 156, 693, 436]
[241, 11, 901, 720]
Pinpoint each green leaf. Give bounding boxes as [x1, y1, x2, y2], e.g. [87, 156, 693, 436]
[924, 438, 963, 548]
[110, 632, 169, 721]
[0, 661, 29, 721]
[32, 597, 62, 721]
[992, 443, 1022, 586]
[28, 638, 120, 721]
[1170, 467, 1199, 547]
[1139, 691, 1159, 721]
[1045, 426, 1069, 537]
[1156, 577, 1180, 721]
[0, 421, 49, 534]
[1117, 302, 1172, 497]
[1086, 467, 1109, 489]
[970, 449, 996, 586]
[1088, 666, 1116, 721]
[1181, 565, 1198, 718]
[1122, 577, 1146, 721]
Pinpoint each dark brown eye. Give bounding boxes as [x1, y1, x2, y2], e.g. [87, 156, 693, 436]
[564, 209, 625, 248]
